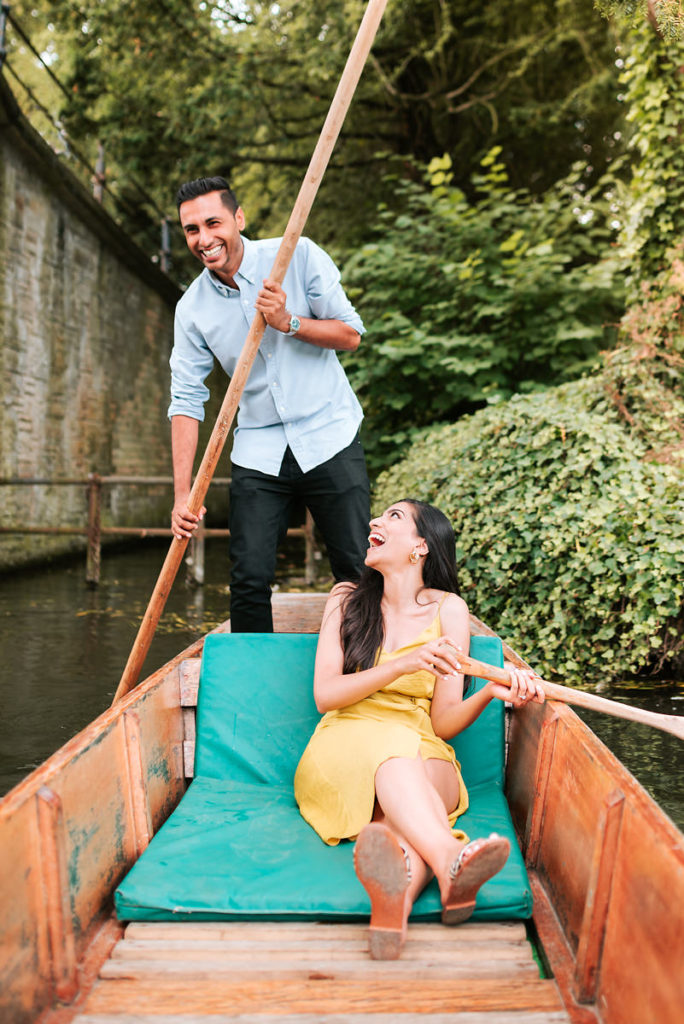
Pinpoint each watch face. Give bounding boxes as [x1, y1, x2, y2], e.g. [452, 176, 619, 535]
[290, 315, 301, 334]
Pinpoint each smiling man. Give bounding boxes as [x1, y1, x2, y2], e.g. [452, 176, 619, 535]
[168, 176, 370, 632]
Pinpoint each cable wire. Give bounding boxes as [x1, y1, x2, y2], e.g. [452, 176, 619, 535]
[4, 7, 173, 225]
[4, 58, 169, 257]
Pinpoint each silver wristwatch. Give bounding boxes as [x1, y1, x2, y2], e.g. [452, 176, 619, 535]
[286, 314, 301, 336]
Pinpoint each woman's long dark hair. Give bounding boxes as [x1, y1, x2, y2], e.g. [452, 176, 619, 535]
[341, 499, 460, 674]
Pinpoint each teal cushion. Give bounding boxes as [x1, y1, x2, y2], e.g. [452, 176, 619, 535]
[115, 631, 532, 922]
[195, 632, 505, 788]
[194, 633, 319, 785]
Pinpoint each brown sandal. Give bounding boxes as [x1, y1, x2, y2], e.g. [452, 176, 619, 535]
[354, 823, 411, 960]
[441, 833, 510, 925]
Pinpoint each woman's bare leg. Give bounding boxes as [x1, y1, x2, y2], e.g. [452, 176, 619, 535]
[371, 804, 432, 908]
[373, 755, 465, 899]
[373, 754, 510, 919]
[356, 755, 509, 955]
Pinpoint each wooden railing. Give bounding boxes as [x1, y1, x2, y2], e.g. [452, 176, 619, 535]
[0, 474, 316, 585]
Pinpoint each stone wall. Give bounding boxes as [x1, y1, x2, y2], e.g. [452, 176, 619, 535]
[0, 77, 226, 571]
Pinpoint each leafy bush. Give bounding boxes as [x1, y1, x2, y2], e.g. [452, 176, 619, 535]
[343, 153, 624, 473]
[614, 26, 684, 295]
[373, 382, 682, 683]
[372, 248, 684, 684]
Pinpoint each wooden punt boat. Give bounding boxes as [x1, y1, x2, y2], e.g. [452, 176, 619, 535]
[1, 592, 683, 1024]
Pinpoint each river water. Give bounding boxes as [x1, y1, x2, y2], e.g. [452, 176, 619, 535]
[1, 542, 683, 832]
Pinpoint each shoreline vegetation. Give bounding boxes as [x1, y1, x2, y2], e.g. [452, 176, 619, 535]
[3, 7, 682, 725]
[371, 250, 684, 687]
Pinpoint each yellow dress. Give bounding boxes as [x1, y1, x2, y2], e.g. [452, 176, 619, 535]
[294, 606, 469, 846]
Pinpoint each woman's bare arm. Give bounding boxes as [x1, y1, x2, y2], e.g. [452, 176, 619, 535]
[429, 594, 473, 738]
[431, 595, 544, 737]
[313, 586, 465, 713]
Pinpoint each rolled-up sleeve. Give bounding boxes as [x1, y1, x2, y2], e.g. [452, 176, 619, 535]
[168, 308, 215, 421]
[301, 238, 365, 335]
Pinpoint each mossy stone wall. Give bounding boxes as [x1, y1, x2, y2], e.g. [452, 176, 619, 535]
[0, 78, 191, 570]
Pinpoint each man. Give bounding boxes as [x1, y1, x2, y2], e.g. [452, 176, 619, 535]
[169, 176, 370, 632]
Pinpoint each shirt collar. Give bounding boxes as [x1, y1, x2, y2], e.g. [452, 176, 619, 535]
[205, 235, 255, 295]
[236, 236, 257, 285]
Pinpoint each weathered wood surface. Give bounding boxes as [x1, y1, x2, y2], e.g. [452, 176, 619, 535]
[0, 595, 323, 1023]
[73, 920, 566, 1022]
[73, 1017, 569, 1024]
[3, 592, 683, 1024]
[507, 699, 684, 1024]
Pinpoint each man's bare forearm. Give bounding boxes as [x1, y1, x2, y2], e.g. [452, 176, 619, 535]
[289, 317, 360, 351]
[172, 415, 199, 499]
[170, 415, 205, 539]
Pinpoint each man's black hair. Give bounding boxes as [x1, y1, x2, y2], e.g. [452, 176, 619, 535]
[176, 177, 239, 214]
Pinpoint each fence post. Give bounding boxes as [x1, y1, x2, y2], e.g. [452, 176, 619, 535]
[85, 473, 102, 586]
[185, 517, 205, 586]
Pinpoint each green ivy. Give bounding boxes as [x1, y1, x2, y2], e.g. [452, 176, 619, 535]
[615, 24, 684, 294]
[594, 1, 684, 41]
[343, 153, 623, 473]
[372, 253, 684, 684]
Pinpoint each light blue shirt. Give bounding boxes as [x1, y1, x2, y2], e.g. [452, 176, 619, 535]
[168, 235, 365, 475]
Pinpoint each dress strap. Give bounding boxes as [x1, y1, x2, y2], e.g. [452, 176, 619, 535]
[435, 591, 450, 636]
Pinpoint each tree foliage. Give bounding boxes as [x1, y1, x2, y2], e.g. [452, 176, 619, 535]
[372, 252, 684, 683]
[595, 0, 684, 40]
[5, 0, 625, 265]
[368, 8, 684, 685]
[342, 153, 624, 472]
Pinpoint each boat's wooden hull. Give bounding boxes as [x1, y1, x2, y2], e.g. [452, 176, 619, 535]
[507, 697, 684, 1024]
[1, 593, 682, 1024]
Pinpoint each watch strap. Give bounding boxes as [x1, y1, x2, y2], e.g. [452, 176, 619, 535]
[286, 314, 301, 336]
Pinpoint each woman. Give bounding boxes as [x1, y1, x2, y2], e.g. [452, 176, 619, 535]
[294, 499, 544, 960]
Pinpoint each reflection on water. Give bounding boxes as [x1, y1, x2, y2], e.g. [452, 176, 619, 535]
[576, 695, 684, 832]
[0, 539, 319, 795]
[1, 542, 683, 834]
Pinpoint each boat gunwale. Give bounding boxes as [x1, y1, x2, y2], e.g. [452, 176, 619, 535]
[0, 626, 221, 821]
[2, 593, 683, 1024]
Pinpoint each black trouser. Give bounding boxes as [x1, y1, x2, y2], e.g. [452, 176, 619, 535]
[228, 434, 370, 632]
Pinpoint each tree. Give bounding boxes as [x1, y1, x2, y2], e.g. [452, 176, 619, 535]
[372, 247, 684, 684]
[341, 152, 624, 471]
[595, 0, 684, 40]
[612, 17, 684, 295]
[5, 0, 626, 267]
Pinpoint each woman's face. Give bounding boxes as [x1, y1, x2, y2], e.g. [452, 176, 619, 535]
[365, 502, 427, 568]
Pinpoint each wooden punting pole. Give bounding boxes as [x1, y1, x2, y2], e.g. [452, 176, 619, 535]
[113, 0, 389, 704]
[452, 649, 684, 740]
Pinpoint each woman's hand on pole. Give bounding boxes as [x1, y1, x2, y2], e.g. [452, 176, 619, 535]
[488, 664, 546, 706]
[396, 636, 464, 679]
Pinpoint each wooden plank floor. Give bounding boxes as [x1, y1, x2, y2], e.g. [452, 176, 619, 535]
[74, 920, 569, 1023]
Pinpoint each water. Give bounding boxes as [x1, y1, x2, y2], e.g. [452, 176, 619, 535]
[0, 539, 320, 795]
[1, 543, 683, 834]
[576, 696, 684, 831]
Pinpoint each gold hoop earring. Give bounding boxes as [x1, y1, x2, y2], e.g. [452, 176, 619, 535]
[409, 549, 420, 564]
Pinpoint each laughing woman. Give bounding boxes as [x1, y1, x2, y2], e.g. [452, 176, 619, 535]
[294, 498, 544, 960]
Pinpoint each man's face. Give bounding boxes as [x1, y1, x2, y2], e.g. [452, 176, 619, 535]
[179, 192, 246, 285]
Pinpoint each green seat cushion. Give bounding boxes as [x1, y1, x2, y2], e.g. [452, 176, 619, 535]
[115, 632, 532, 921]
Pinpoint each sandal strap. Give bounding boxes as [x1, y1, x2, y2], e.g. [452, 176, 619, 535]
[398, 842, 413, 882]
[449, 833, 502, 880]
